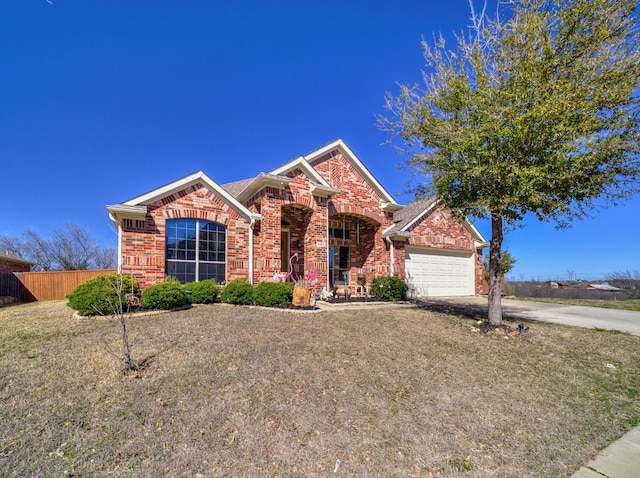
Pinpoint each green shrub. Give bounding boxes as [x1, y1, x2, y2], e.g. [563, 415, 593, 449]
[183, 279, 220, 304]
[370, 275, 408, 301]
[67, 273, 139, 316]
[140, 277, 189, 310]
[253, 281, 294, 306]
[220, 278, 254, 305]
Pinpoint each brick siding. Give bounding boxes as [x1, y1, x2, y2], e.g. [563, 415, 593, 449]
[117, 149, 484, 294]
[0, 259, 31, 273]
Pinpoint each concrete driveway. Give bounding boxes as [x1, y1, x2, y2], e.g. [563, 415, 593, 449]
[419, 296, 640, 336]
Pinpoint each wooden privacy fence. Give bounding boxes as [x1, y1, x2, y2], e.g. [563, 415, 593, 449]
[20, 269, 117, 302]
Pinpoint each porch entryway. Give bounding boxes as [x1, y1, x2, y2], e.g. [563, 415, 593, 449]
[328, 214, 381, 291]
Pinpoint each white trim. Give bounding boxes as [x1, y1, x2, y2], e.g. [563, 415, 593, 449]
[106, 204, 147, 221]
[464, 218, 489, 248]
[270, 156, 333, 187]
[310, 182, 340, 198]
[117, 221, 123, 273]
[235, 173, 292, 203]
[326, 200, 331, 290]
[386, 237, 395, 275]
[398, 198, 488, 248]
[400, 202, 439, 232]
[120, 171, 260, 223]
[249, 218, 255, 284]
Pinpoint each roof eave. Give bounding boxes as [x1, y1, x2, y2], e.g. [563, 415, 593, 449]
[382, 201, 404, 213]
[270, 156, 334, 189]
[118, 170, 258, 223]
[106, 204, 148, 221]
[0, 253, 35, 266]
[311, 183, 340, 198]
[382, 230, 413, 241]
[236, 173, 292, 203]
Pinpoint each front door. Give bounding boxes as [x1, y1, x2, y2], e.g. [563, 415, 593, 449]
[330, 245, 350, 287]
[280, 230, 290, 272]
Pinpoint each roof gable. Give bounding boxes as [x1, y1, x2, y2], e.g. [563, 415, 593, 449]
[383, 196, 488, 247]
[107, 171, 260, 223]
[226, 173, 293, 204]
[269, 156, 340, 199]
[305, 139, 402, 213]
[219, 139, 399, 210]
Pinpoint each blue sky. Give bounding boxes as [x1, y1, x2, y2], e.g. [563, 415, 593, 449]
[1, 0, 639, 281]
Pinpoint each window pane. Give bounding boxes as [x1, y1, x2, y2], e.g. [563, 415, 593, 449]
[166, 261, 196, 284]
[199, 221, 226, 262]
[339, 246, 350, 269]
[166, 219, 226, 284]
[166, 219, 197, 259]
[199, 262, 225, 284]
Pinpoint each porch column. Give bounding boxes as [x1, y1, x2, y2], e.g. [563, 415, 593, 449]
[387, 237, 395, 276]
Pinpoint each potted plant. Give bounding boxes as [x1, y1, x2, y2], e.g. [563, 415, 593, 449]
[291, 268, 317, 307]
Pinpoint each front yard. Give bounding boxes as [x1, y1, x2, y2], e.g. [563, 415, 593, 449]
[1, 301, 639, 477]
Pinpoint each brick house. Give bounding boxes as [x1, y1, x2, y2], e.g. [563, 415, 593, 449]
[0, 250, 33, 273]
[107, 139, 488, 296]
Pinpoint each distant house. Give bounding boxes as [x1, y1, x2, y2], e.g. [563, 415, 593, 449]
[107, 139, 489, 297]
[0, 250, 33, 273]
[586, 283, 621, 291]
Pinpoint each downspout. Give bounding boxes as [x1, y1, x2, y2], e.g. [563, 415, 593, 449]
[249, 217, 255, 284]
[386, 236, 395, 276]
[109, 212, 123, 274]
[117, 220, 123, 274]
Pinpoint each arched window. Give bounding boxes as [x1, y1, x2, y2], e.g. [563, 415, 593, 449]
[165, 219, 226, 284]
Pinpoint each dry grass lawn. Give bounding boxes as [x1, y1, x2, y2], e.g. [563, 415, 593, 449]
[1, 300, 639, 477]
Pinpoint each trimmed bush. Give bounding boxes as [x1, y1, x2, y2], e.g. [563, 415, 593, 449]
[253, 281, 294, 306]
[183, 279, 220, 304]
[370, 275, 408, 301]
[140, 277, 189, 310]
[220, 278, 254, 305]
[67, 273, 140, 316]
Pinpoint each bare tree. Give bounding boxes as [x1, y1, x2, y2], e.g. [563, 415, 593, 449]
[0, 224, 115, 271]
[606, 270, 640, 290]
[94, 247, 117, 270]
[51, 224, 98, 270]
[96, 274, 141, 371]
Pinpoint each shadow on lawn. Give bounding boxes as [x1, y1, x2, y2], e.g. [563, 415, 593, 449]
[413, 297, 537, 334]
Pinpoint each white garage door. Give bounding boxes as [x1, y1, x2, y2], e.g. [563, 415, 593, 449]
[405, 247, 474, 297]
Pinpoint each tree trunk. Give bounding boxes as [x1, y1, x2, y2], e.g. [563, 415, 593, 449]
[120, 318, 133, 369]
[487, 213, 504, 326]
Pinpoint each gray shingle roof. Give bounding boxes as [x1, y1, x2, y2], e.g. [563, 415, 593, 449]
[391, 196, 437, 231]
[0, 249, 34, 265]
[221, 178, 256, 198]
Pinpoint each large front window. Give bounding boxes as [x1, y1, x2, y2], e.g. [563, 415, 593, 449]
[166, 219, 226, 284]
